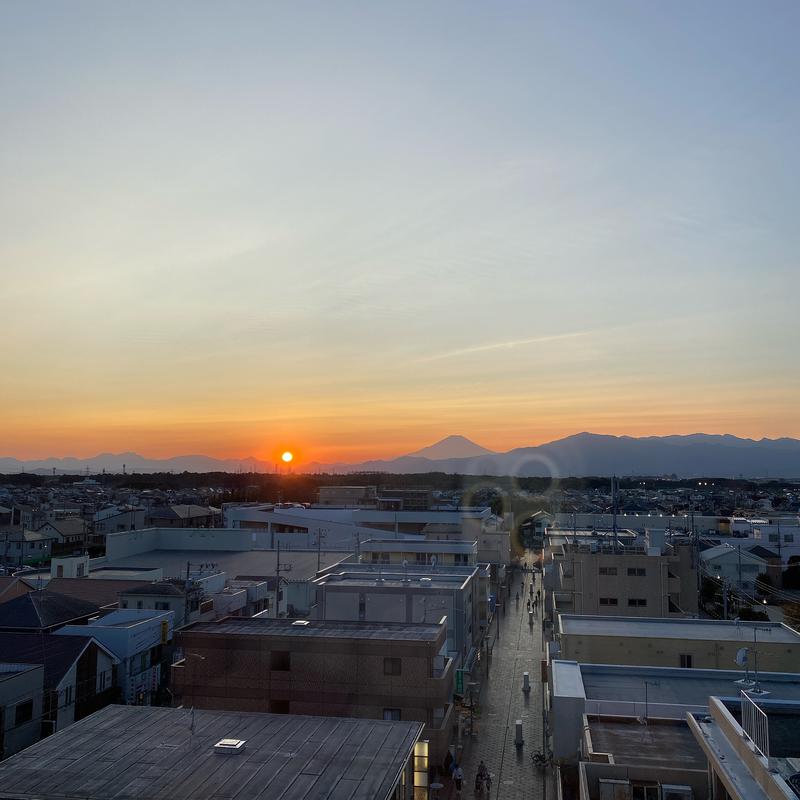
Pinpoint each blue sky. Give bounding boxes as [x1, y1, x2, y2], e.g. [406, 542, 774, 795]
[1, 1, 798, 460]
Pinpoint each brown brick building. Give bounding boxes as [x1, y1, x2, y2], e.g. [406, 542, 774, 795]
[172, 616, 455, 765]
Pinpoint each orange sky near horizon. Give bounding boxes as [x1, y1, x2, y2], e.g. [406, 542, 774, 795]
[2, 3, 799, 466]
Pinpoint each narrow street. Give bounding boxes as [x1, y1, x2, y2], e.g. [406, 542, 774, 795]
[455, 557, 548, 799]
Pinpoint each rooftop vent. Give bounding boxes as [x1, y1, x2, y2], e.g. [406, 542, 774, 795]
[291, 620, 310, 626]
[214, 738, 246, 755]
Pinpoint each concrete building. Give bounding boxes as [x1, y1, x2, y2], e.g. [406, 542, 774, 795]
[550, 659, 800, 764]
[360, 538, 477, 567]
[555, 615, 800, 672]
[548, 530, 698, 617]
[0, 704, 428, 800]
[172, 616, 455, 765]
[0, 663, 43, 760]
[688, 696, 800, 800]
[310, 563, 487, 669]
[223, 503, 494, 551]
[92, 505, 145, 536]
[145, 504, 221, 528]
[56, 608, 174, 705]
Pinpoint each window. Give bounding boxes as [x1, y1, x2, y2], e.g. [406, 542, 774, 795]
[65, 686, 74, 705]
[627, 598, 647, 607]
[785, 534, 794, 543]
[383, 708, 401, 721]
[56, 565, 64, 577]
[99, 671, 106, 690]
[270, 650, 291, 671]
[136, 601, 143, 610]
[415, 553, 428, 565]
[769, 534, 779, 543]
[154, 601, 170, 611]
[627, 567, 646, 577]
[599, 597, 618, 606]
[14, 700, 33, 726]
[679, 654, 693, 668]
[358, 594, 366, 621]
[599, 566, 617, 576]
[384, 657, 402, 676]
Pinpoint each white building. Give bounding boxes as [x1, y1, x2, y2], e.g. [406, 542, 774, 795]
[56, 608, 174, 704]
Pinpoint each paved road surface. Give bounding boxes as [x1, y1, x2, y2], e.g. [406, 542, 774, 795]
[454, 560, 548, 799]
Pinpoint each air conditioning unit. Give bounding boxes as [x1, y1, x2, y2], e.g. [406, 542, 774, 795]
[661, 786, 693, 800]
[599, 779, 631, 800]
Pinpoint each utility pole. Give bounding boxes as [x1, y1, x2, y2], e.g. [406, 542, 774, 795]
[316, 528, 328, 572]
[737, 545, 742, 589]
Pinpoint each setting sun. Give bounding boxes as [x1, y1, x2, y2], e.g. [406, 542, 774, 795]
[281, 451, 294, 463]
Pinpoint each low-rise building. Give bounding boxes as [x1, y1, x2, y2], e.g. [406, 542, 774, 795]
[0, 663, 43, 760]
[688, 696, 800, 800]
[0, 590, 100, 633]
[173, 616, 454, 765]
[0, 632, 118, 735]
[56, 608, 174, 705]
[0, 530, 54, 568]
[311, 563, 487, 668]
[145, 505, 220, 528]
[360, 538, 477, 567]
[548, 530, 698, 617]
[555, 615, 800, 672]
[0, 705, 428, 800]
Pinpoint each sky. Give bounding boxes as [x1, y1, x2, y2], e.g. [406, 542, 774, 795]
[2, 1, 799, 464]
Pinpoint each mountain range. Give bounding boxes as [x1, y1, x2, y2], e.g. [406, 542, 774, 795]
[2, 433, 800, 478]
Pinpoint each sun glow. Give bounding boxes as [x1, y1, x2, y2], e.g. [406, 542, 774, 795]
[281, 451, 294, 463]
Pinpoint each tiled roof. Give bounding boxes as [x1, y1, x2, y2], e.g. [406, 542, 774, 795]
[0, 590, 99, 630]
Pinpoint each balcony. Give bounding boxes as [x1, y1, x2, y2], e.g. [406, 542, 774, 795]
[431, 656, 454, 704]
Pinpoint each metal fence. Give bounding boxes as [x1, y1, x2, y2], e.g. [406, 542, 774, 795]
[740, 690, 770, 759]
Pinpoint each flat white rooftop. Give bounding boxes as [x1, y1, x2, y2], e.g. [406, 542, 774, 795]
[558, 615, 800, 644]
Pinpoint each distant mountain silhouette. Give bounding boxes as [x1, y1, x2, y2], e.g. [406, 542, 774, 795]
[2, 433, 799, 477]
[407, 435, 494, 460]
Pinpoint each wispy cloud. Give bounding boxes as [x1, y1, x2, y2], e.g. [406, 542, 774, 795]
[416, 330, 592, 363]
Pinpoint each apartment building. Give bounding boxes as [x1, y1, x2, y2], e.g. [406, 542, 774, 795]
[172, 616, 454, 765]
[310, 563, 487, 668]
[360, 538, 477, 567]
[548, 531, 698, 617]
[556, 615, 800, 672]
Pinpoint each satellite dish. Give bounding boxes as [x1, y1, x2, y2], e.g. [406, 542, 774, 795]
[735, 647, 749, 667]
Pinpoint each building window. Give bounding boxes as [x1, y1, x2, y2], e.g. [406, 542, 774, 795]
[154, 602, 170, 611]
[599, 597, 618, 606]
[14, 700, 33, 726]
[383, 708, 401, 721]
[99, 671, 106, 691]
[384, 657, 402, 676]
[785, 534, 795, 543]
[769, 534, 779, 543]
[627, 598, 647, 607]
[65, 686, 74, 705]
[270, 651, 291, 671]
[599, 567, 617, 576]
[358, 594, 366, 621]
[136, 601, 143, 610]
[56, 565, 64, 577]
[627, 568, 646, 577]
[680, 654, 693, 669]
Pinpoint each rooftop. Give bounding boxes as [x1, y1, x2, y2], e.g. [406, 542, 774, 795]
[558, 614, 800, 644]
[0, 705, 423, 800]
[552, 660, 800, 714]
[0, 590, 100, 630]
[184, 617, 446, 642]
[588, 718, 706, 770]
[105, 548, 348, 582]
